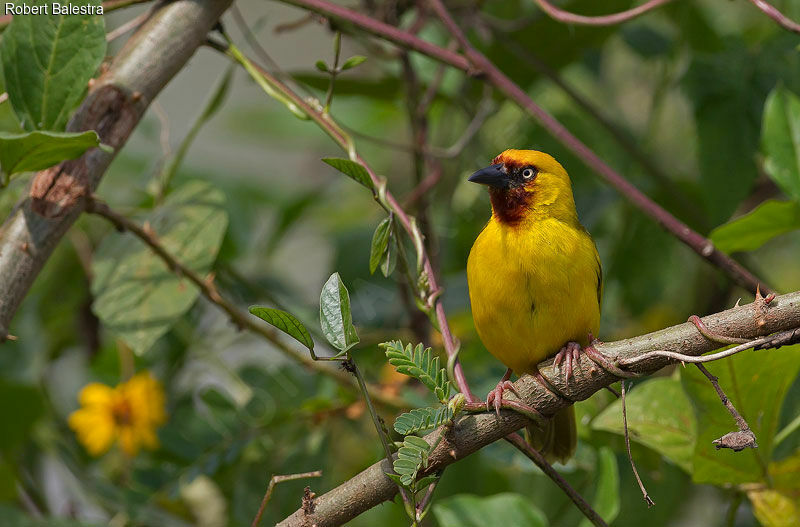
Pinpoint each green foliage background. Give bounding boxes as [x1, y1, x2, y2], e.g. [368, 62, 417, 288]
[1, 0, 800, 526]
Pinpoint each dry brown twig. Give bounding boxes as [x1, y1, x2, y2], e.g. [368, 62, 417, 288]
[251, 471, 322, 527]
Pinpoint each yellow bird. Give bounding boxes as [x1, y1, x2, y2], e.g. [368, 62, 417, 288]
[467, 149, 602, 463]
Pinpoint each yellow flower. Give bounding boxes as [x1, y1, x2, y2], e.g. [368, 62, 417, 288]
[68, 371, 166, 457]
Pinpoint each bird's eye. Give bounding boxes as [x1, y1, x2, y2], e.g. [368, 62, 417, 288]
[522, 168, 537, 179]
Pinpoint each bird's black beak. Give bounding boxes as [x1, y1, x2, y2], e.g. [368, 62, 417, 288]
[468, 163, 509, 188]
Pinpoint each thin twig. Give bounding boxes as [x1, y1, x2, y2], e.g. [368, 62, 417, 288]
[350, 360, 412, 505]
[695, 364, 757, 452]
[251, 471, 322, 527]
[621, 382, 654, 507]
[532, 0, 673, 26]
[84, 197, 405, 409]
[748, 0, 800, 34]
[505, 434, 609, 526]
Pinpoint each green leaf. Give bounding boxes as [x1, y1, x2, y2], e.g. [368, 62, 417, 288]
[710, 200, 800, 253]
[315, 60, 329, 73]
[380, 237, 397, 278]
[1, 0, 106, 131]
[249, 307, 314, 351]
[369, 217, 391, 274]
[321, 157, 374, 190]
[381, 340, 451, 403]
[394, 406, 454, 435]
[762, 85, 800, 201]
[91, 181, 228, 354]
[341, 55, 367, 71]
[579, 447, 620, 527]
[392, 435, 432, 487]
[681, 344, 800, 485]
[0, 130, 100, 182]
[592, 376, 697, 472]
[319, 272, 359, 354]
[433, 493, 548, 527]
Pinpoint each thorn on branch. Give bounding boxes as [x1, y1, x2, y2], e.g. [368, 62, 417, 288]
[695, 364, 757, 452]
[302, 486, 317, 516]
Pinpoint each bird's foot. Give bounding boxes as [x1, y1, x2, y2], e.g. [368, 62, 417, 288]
[553, 341, 583, 384]
[486, 368, 517, 416]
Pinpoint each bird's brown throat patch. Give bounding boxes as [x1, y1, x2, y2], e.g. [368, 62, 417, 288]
[489, 186, 532, 226]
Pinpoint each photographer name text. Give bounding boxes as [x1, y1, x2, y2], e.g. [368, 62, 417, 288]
[4, 3, 104, 15]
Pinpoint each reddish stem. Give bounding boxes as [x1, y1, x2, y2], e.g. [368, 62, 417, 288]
[748, 0, 800, 34]
[533, 0, 673, 26]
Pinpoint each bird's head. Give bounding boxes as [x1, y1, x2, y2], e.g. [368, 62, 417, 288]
[469, 149, 577, 225]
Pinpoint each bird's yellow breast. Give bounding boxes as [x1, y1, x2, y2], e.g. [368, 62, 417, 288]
[467, 216, 601, 374]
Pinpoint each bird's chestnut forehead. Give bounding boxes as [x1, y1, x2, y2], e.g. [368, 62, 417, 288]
[492, 153, 533, 171]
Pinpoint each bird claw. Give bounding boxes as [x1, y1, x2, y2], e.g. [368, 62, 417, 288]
[486, 380, 518, 417]
[554, 341, 583, 384]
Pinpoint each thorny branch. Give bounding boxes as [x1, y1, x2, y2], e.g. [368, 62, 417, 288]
[278, 291, 800, 526]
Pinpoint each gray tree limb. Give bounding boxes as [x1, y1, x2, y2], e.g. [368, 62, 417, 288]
[278, 290, 800, 527]
[0, 0, 233, 339]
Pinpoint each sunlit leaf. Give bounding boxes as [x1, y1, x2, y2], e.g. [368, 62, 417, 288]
[710, 200, 800, 253]
[681, 345, 800, 485]
[747, 489, 800, 527]
[593, 377, 696, 472]
[341, 55, 367, 71]
[249, 307, 314, 351]
[319, 272, 359, 354]
[0, 0, 106, 131]
[433, 493, 548, 527]
[763, 85, 800, 201]
[0, 130, 100, 183]
[315, 60, 329, 73]
[91, 181, 228, 354]
[321, 157, 374, 190]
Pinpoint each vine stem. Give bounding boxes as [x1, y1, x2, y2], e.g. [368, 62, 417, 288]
[532, 0, 673, 26]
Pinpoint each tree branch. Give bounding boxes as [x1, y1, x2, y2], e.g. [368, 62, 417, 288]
[275, 0, 772, 295]
[0, 0, 234, 340]
[277, 290, 800, 526]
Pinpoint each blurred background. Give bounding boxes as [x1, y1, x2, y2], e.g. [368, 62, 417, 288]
[2, 0, 800, 525]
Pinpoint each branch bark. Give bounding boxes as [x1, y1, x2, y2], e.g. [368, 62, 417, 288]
[0, 0, 233, 340]
[277, 290, 800, 526]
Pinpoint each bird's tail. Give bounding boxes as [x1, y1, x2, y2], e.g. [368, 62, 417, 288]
[525, 405, 577, 464]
